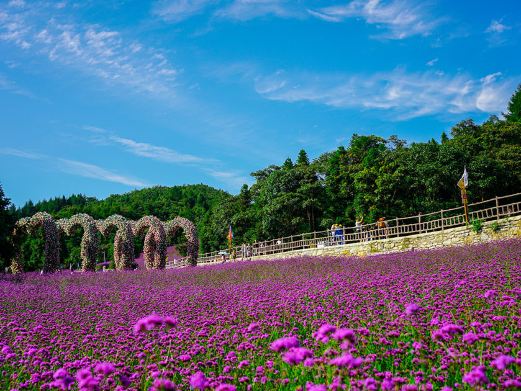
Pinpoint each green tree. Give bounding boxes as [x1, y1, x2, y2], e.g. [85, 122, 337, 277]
[0, 184, 15, 271]
[505, 84, 521, 123]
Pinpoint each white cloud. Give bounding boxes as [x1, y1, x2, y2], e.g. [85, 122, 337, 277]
[0, 147, 45, 159]
[426, 58, 438, 67]
[308, 0, 440, 39]
[1, 146, 148, 187]
[215, 0, 302, 21]
[0, 3, 179, 98]
[58, 159, 149, 187]
[486, 19, 510, 34]
[0, 73, 36, 98]
[205, 168, 251, 188]
[252, 68, 516, 119]
[109, 136, 206, 164]
[153, 0, 217, 22]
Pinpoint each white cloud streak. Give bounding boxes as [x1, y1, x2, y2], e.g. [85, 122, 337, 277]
[215, 0, 302, 21]
[58, 159, 149, 187]
[1, 146, 148, 187]
[486, 19, 510, 34]
[253, 68, 517, 119]
[0, 147, 45, 159]
[153, 0, 218, 22]
[205, 168, 251, 188]
[308, 0, 440, 39]
[83, 125, 209, 164]
[109, 136, 206, 164]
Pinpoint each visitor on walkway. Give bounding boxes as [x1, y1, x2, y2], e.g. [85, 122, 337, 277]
[377, 217, 389, 239]
[355, 216, 364, 241]
[334, 224, 344, 245]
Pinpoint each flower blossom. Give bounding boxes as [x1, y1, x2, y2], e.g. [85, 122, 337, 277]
[282, 347, 313, 365]
[189, 371, 210, 390]
[462, 366, 488, 386]
[270, 336, 299, 352]
[491, 355, 515, 371]
[329, 353, 363, 368]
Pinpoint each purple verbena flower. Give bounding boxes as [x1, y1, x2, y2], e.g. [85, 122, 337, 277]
[491, 355, 515, 371]
[270, 336, 299, 352]
[462, 366, 488, 386]
[189, 371, 209, 390]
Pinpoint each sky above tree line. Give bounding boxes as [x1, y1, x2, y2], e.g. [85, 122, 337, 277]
[1, 0, 520, 206]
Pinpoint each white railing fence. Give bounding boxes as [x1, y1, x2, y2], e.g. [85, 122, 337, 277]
[167, 192, 521, 268]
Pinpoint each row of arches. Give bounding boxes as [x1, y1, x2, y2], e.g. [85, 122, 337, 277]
[10, 212, 199, 273]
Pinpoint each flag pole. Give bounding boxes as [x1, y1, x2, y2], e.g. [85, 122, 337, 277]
[461, 186, 469, 225]
[457, 167, 469, 225]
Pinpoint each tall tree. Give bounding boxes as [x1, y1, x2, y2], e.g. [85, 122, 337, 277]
[505, 84, 521, 123]
[0, 184, 15, 271]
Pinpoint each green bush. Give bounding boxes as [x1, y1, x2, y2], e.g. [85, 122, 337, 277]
[490, 221, 501, 233]
[470, 219, 483, 234]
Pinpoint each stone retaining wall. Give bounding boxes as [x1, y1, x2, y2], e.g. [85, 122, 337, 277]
[248, 215, 521, 261]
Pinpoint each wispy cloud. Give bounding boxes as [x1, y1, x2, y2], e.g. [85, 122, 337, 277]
[0, 147, 45, 159]
[426, 58, 438, 67]
[110, 136, 206, 164]
[82, 125, 249, 188]
[83, 126, 209, 164]
[1, 146, 148, 187]
[205, 168, 251, 188]
[58, 159, 149, 187]
[485, 19, 511, 46]
[486, 19, 510, 34]
[215, 0, 302, 21]
[152, 0, 218, 22]
[252, 68, 517, 119]
[0, 2, 179, 98]
[0, 72, 36, 98]
[308, 0, 440, 39]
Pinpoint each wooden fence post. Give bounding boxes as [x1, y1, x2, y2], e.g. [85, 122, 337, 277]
[441, 210, 444, 231]
[395, 218, 399, 237]
[495, 196, 500, 222]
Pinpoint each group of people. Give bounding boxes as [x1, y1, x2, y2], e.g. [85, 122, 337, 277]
[329, 215, 390, 244]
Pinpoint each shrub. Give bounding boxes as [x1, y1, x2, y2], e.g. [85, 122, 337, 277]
[470, 219, 483, 234]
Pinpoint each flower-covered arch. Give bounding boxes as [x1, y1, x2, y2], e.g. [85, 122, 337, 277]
[10, 212, 60, 274]
[164, 217, 199, 266]
[96, 215, 134, 270]
[133, 216, 167, 270]
[58, 214, 99, 272]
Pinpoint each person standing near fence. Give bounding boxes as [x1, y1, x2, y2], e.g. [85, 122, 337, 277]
[377, 217, 388, 239]
[355, 216, 364, 241]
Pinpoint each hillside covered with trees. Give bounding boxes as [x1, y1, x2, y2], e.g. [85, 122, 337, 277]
[1, 86, 520, 271]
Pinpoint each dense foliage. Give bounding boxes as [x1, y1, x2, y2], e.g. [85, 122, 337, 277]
[2, 86, 520, 271]
[0, 184, 15, 271]
[1, 240, 520, 390]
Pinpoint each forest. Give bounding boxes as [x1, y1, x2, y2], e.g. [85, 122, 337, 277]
[1, 85, 520, 271]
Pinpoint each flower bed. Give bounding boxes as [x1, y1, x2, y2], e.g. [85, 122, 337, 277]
[0, 240, 520, 390]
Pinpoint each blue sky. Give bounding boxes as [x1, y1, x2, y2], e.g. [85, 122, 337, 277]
[1, 0, 520, 206]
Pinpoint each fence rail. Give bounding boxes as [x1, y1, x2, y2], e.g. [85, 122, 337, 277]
[167, 192, 521, 268]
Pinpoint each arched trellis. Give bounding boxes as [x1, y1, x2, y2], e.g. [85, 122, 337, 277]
[10, 212, 198, 273]
[10, 212, 61, 274]
[133, 216, 167, 270]
[164, 217, 199, 266]
[57, 214, 99, 272]
[96, 215, 134, 270]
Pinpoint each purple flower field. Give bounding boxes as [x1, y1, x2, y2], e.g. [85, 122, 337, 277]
[1, 240, 521, 390]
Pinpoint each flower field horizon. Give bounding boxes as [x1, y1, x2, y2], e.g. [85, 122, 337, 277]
[1, 240, 520, 390]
